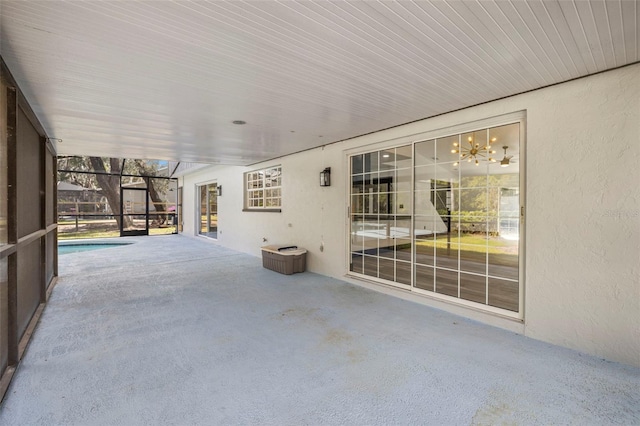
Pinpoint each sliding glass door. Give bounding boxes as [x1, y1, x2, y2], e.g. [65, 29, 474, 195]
[349, 120, 522, 315]
[198, 183, 218, 239]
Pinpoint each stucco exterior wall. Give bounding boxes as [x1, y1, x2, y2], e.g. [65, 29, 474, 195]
[180, 64, 640, 367]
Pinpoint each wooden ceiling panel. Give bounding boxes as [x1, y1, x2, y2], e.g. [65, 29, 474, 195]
[1, 0, 637, 164]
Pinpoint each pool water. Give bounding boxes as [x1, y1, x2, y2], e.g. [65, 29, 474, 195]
[58, 243, 131, 255]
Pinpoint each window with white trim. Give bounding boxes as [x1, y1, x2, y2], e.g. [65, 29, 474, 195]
[244, 166, 282, 210]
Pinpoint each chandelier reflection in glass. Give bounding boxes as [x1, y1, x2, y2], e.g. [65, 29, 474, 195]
[452, 136, 497, 166]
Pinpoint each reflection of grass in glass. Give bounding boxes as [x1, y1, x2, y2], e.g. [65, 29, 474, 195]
[416, 234, 516, 254]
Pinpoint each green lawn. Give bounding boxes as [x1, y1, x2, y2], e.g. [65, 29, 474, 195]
[58, 218, 175, 239]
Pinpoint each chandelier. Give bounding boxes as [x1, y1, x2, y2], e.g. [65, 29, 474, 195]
[452, 136, 497, 166]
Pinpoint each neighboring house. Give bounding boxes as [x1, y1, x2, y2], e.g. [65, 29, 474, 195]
[57, 181, 108, 214]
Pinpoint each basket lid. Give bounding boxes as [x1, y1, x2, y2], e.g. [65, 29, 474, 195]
[261, 245, 307, 255]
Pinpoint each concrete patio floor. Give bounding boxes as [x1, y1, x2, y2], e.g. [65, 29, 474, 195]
[0, 235, 638, 425]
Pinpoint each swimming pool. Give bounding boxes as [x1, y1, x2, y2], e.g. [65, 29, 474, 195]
[58, 242, 132, 255]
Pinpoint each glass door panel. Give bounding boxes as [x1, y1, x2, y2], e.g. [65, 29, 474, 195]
[207, 184, 218, 238]
[348, 121, 522, 315]
[121, 187, 148, 236]
[198, 183, 218, 239]
[349, 146, 412, 288]
[177, 187, 183, 233]
[200, 186, 207, 234]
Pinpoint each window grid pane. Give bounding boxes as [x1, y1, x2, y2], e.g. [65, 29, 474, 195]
[245, 166, 281, 209]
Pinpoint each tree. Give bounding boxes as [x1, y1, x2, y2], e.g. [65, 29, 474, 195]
[88, 157, 132, 229]
[57, 156, 98, 189]
[134, 160, 169, 225]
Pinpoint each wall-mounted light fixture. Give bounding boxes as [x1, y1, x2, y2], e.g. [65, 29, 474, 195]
[217, 185, 222, 196]
[320, 167, 331, 187]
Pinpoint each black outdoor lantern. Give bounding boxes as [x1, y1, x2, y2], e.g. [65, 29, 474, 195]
[320, 167, 331, 187]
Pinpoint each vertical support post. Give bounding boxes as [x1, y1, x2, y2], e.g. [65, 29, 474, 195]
[145, 183, 150, 235]
[52, 154, 58, 279]
[206, 185, 210, 232]
[6, 85, 18, 366]
[119, 180, 124, 236]
[39, 136, 46, 303]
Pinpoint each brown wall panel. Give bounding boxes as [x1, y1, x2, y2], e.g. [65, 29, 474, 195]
[16, 240, 41, 340]
[46, 150, 55, 226]
[0, 75, 8, 245]
[1, 56, 57, 401]
[16, 108, 42, 238]
[0, 257, 8, 373]
[0, 59, 14, 386]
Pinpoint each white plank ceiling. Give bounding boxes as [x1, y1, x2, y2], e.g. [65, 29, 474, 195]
[1, 0, 638, 165]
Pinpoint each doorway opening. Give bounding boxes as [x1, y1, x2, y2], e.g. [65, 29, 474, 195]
[198, 182, 218, 239]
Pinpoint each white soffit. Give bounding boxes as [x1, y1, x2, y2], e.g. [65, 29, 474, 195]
[1, 0, 638, 165]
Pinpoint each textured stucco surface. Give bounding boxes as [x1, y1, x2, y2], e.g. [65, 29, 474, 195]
[1, 235, 638, 425]
[522, 65, 640, 367]
[181, 64, 640, 367]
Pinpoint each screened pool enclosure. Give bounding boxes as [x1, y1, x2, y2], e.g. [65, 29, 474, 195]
[57, 157, 179, 239]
